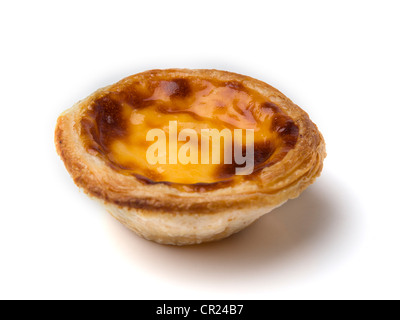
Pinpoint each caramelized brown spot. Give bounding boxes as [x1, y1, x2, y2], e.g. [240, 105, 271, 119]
[217, 140, 276, 179]
[254, 140, 276, 168]
[116, 86, 141, 106]
[261, 101, 280, 114]
[165, 78, 191, 98]
[95, 97, 126, 135]
[271, 115, 299, 150]
[271, 115, 298, 136]
[113, 85, 154, 110]
[217, 163, 236, 180]
[82, 96, 129, 154]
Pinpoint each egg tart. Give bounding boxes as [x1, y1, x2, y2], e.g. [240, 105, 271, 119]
[55, 69, 326, 245]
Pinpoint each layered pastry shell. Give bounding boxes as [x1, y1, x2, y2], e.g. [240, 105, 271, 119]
[55, 69, 326, 245]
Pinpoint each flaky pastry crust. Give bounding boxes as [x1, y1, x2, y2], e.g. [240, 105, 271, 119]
[55, 69, 326, 245]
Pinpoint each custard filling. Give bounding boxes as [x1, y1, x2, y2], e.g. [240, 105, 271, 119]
[81, 77, 298, 185]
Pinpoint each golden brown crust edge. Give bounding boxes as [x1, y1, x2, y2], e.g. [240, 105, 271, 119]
[55, 69, 326, 245]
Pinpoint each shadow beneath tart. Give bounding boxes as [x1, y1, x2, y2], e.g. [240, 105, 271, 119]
[106, 176, 354, 285]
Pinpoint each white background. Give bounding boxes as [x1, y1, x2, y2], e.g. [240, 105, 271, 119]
[1, 0, 399, 300]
